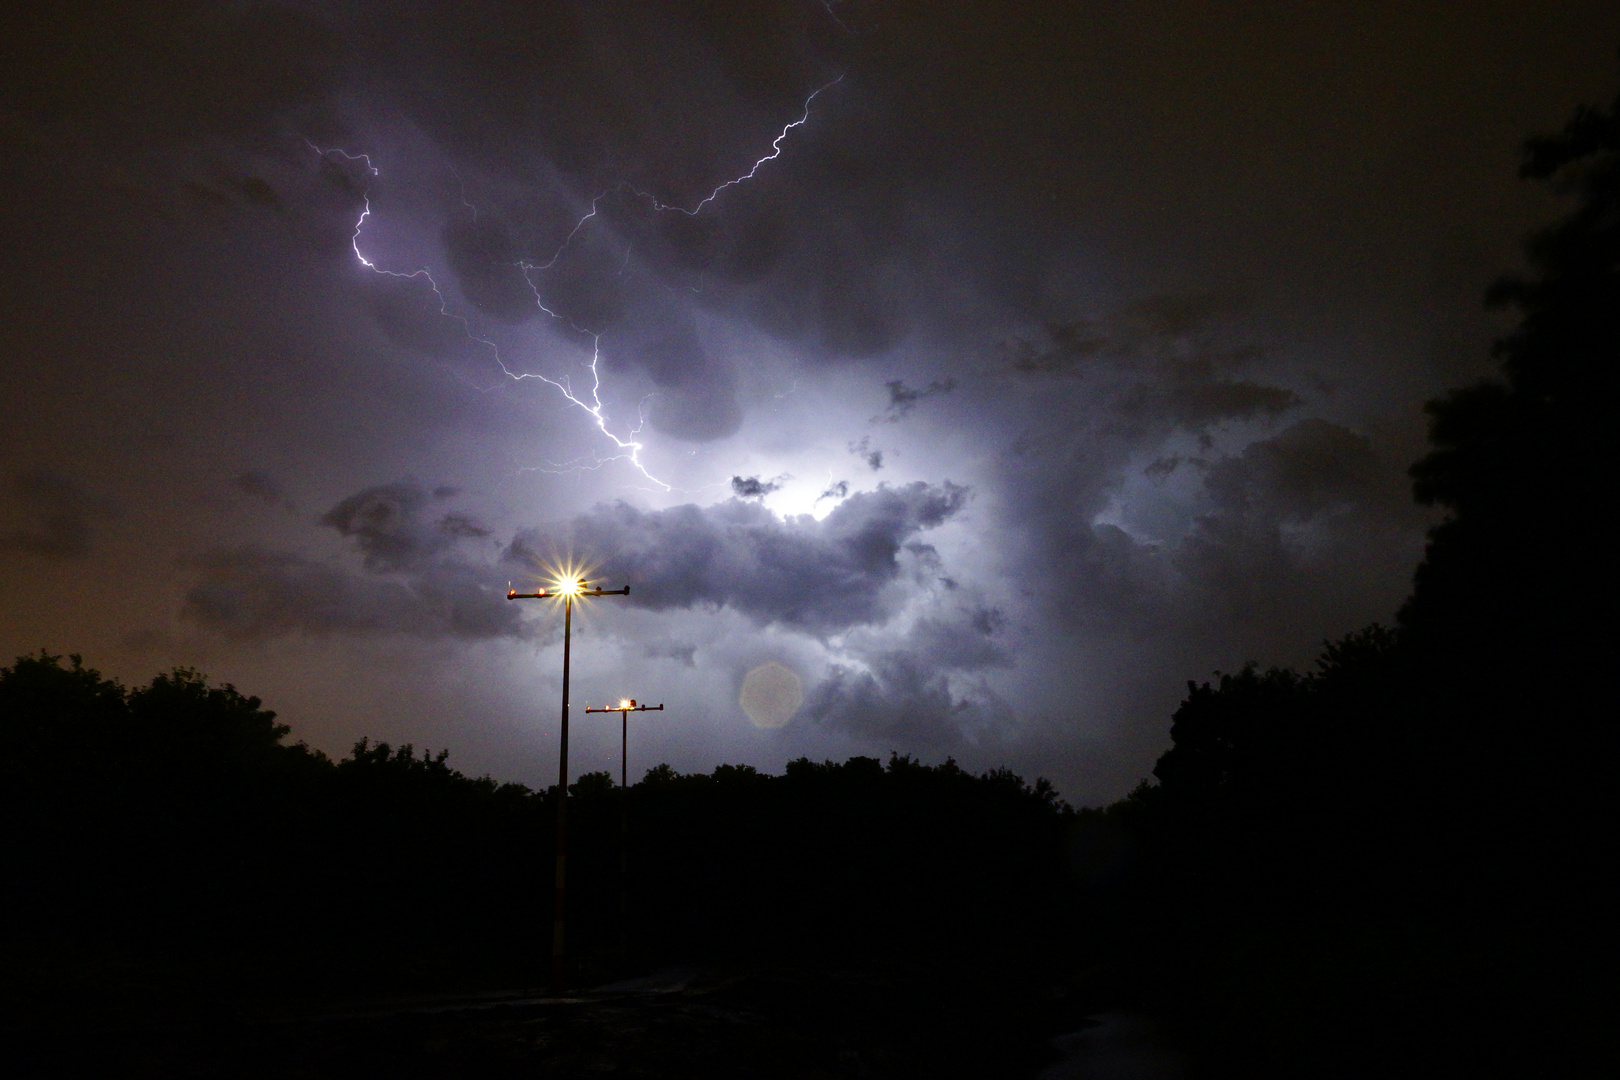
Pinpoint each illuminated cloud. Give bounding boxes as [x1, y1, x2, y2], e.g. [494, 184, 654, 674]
[507, 481, 969, 635]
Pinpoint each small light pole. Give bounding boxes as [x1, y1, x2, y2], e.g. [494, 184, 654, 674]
[508, 577, 630, 994]
[585, 698, 664, 958]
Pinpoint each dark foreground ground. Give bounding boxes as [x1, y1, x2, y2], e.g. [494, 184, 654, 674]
[6, 964, 1105, 1079]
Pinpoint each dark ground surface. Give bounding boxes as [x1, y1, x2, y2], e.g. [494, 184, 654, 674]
[6, 964, 1100, 1079]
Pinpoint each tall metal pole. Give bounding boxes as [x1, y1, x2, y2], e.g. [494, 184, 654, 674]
[585, 699, 663, 961]
[619, 707, 627, 957]
[553, 590, 571, 992]
[509, 580, 629, 994]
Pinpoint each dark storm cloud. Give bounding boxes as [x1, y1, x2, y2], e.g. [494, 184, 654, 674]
[1006, 298, 1253, 378]
[987, 291, 1331, 642]
[817, 480, 850, 502]
[1201, 419, 1405, 521]
[1144, 456, 1199, 481]
[0, 469, 115, 560]
[442, 216, 539, 324]
[848, 437, 883, 471]
[367, 277, 478, 360]
[436, 513, 492, 539]
[226, 175, 285, 212]
[633, 329, 745, 442]
[506, 481, 969, 634]
[1016, 414, 1421, 649]
[880, 379, 956, 422]
[183, 480, 515, 641]
[989, 294, 1322, 628]
[807, 653, 962, 746]
[806, 643, 1011, 750]
[1133, 380, 1300, 429]
[182, 175, 286, 213]
[233, 471, 299, 513]
[181, 546, 519, 642]
[1004, 297, 1299, 431]
[322, 481, 453, 571]
[897, 603, 1012, 673]
[522, 219, 632, 333]
[1165, 420, 1422, 628]
[235, 471, 285, 504]
[730, 475, 785, 499]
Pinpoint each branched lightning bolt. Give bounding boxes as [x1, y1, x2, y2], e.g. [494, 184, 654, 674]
[307, 140, 495, 350]
[498, 333, 668, 490]
[308, 75, 842, 493]
[304, 148, 660, 482]
[632, 75, 843, 216]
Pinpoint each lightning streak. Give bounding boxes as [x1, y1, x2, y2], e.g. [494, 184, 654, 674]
[636, 75, 843, 216]
[309, 75, 841, 492]
[500, 333, 666, 490]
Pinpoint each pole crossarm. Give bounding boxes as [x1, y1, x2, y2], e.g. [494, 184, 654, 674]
[508, 584, 630, 600]
[584, 703, 665, 714]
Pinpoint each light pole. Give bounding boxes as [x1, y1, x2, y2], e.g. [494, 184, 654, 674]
[584, 698, 664, 957]
[508, 576, 630, 993]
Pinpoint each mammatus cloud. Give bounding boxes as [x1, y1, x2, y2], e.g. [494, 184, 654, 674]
[507, 481, 969, 635]
[0, 469, 116, 560]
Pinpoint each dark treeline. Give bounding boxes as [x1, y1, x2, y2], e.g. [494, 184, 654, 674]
[0, 655, 1075, 1015]
[0, 660, 543, 998]
[1073, 85, 1619, 1076]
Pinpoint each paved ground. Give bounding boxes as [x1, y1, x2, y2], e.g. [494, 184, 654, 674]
[12, 966, 1086, 1079]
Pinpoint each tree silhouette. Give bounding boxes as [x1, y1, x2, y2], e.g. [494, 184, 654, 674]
[1093, 78, 1620, 1077]
[1400, 75, 1618, 910]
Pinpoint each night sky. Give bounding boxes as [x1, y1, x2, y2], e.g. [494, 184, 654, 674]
[3, 2, 1617, 805]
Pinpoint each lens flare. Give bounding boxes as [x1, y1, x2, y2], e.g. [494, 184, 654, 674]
[739, 661, 803, 729]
